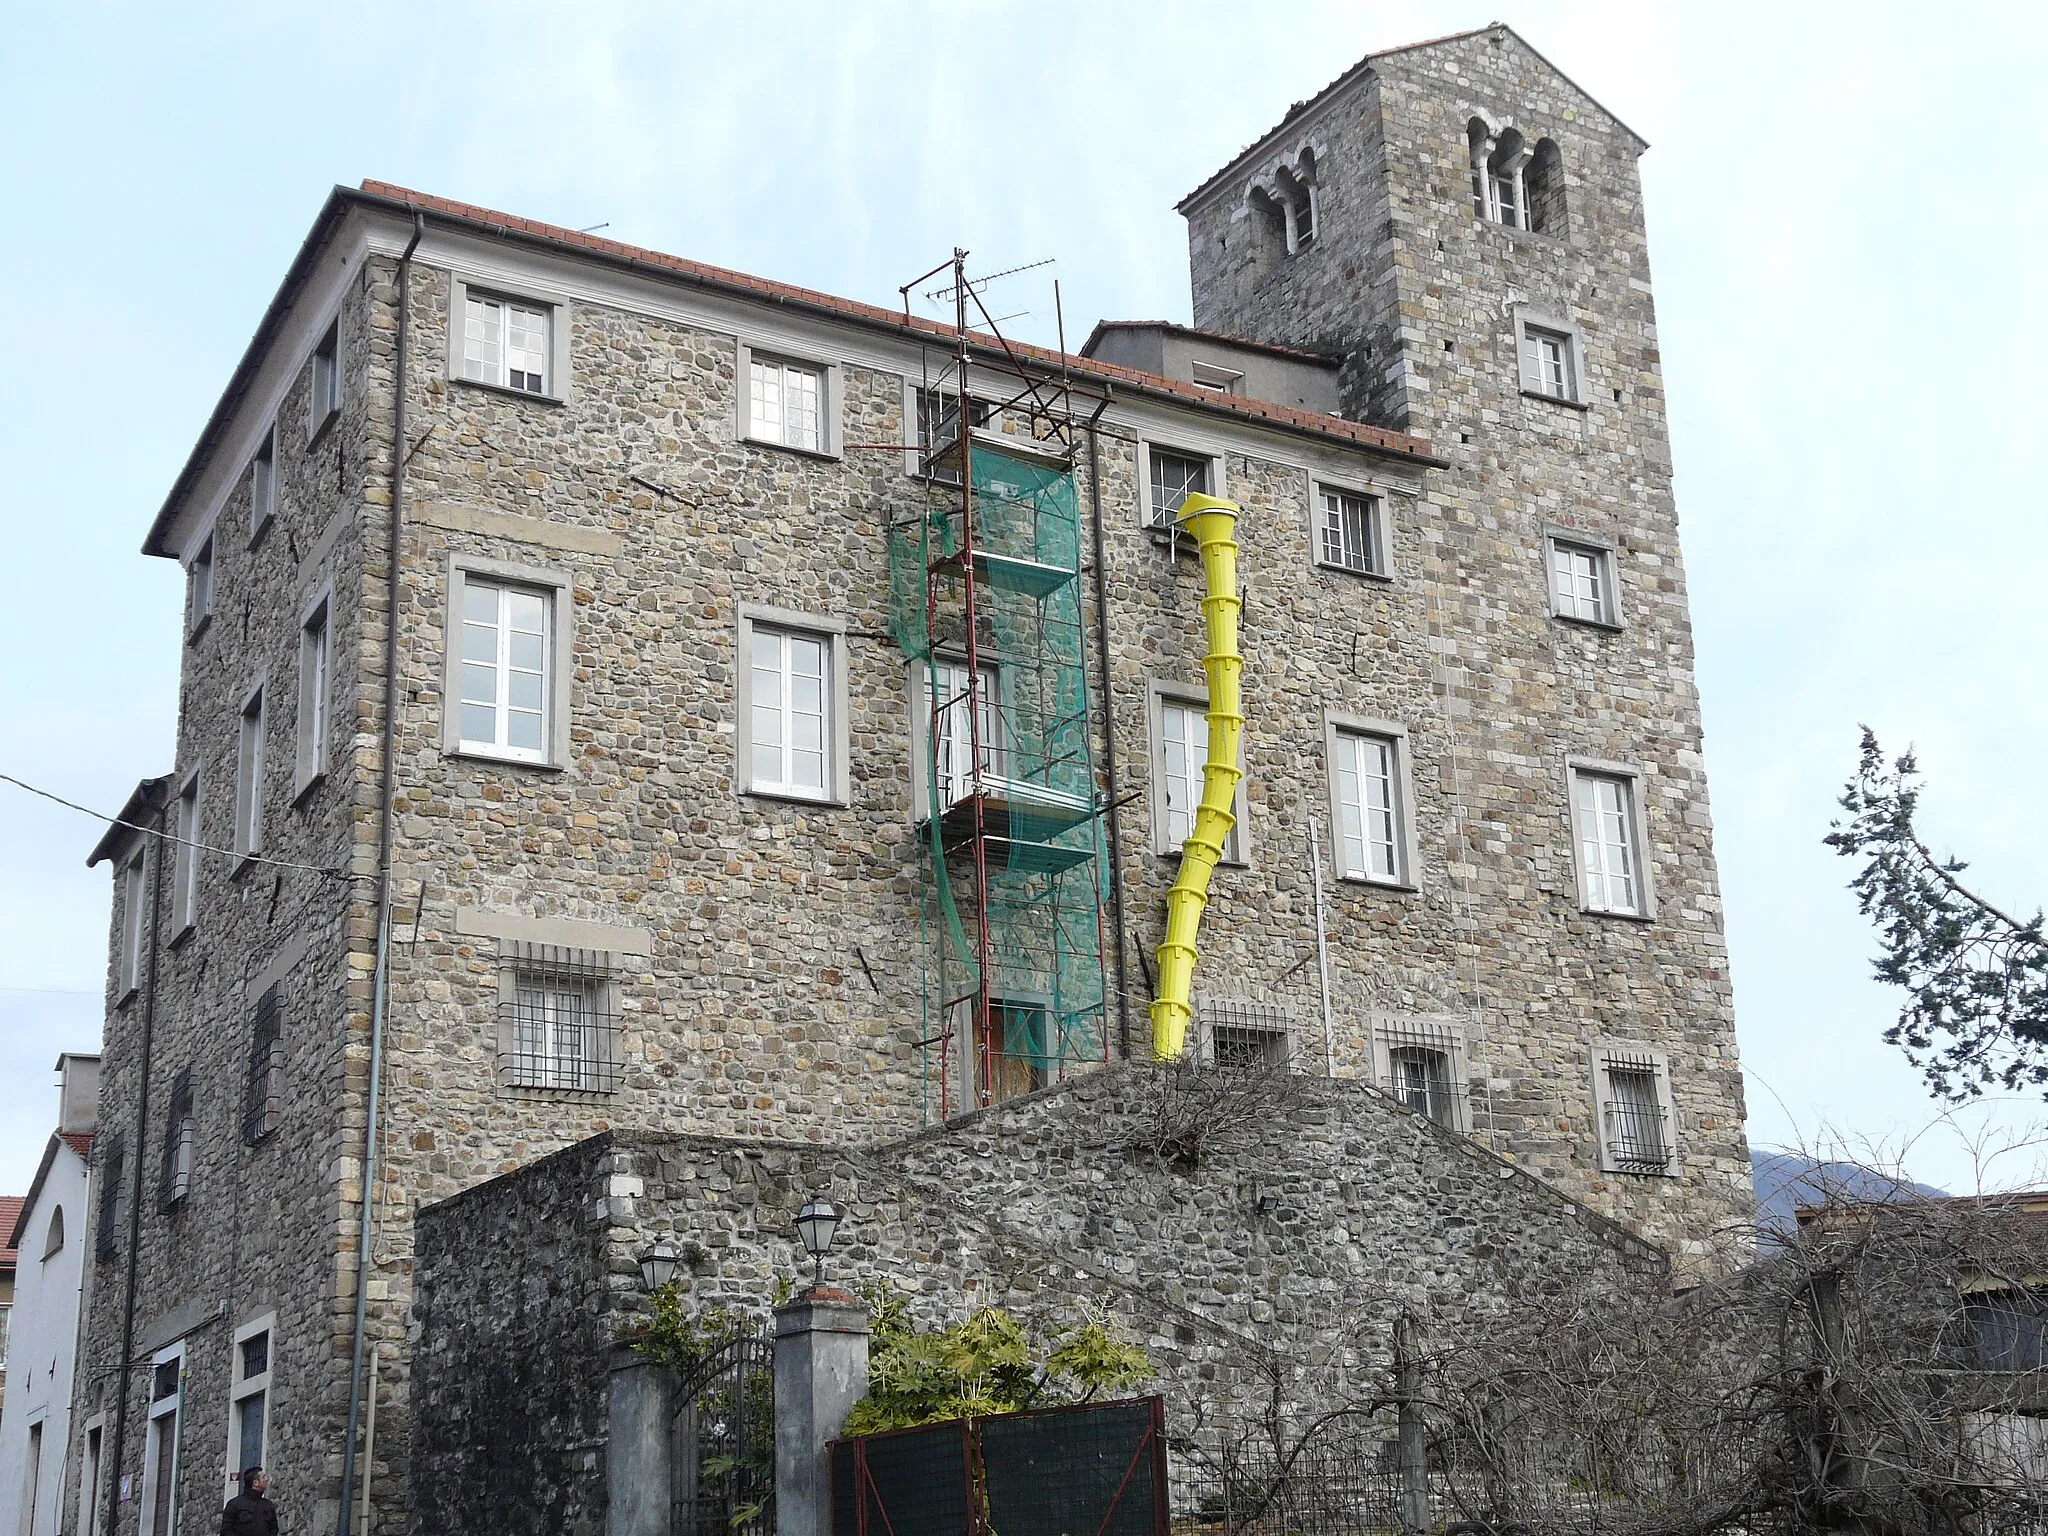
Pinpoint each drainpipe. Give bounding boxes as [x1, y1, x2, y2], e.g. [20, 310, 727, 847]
[105, 779, 167, 1536]
[338, 212, 423, 1536]
[1085, 409, 1134, 1060]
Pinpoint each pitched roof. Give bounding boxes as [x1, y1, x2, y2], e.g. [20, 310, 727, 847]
[1176, 22, 1647, 214]
[143, 181, 1441, 556]
[0, 1196, 24, 1268]
[1080, 321, 1341, 369]
[85, 775, 171, 869]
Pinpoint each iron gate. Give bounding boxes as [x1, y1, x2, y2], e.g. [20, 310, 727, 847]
[672, 1333, 776, 1536]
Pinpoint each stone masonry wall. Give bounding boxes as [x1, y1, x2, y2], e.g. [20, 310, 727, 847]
[73, 252, 378, 1536]
[412, 1066, 1664, 1535]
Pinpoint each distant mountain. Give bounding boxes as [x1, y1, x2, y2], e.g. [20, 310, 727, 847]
[1751, 1148, 1948, 1236]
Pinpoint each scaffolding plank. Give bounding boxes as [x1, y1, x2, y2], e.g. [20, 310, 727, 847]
[983, 837, 1093, 876]
[927, 548, 1077, 599]
[929, 782, 1095, 842]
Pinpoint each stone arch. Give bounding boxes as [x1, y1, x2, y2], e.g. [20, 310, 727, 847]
[1526, 136, 1566, 236]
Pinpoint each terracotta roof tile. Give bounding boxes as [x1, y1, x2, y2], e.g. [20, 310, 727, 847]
[0, 1196, 24, 1267]
[356, 181, 1439, 466]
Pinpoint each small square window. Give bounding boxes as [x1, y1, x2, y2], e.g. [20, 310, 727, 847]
[249, 428, 276, 540]
[188, 534, 215, 636]
[1591, 1045, 1677, 1175]
[1200, 1000, 1293, 1071]
[1145, 447, 1211, 531]
[309, 321, 340, 437]
[499, 946, 620, 1093]
[234, 686, 266, 863]
[1549, 536, 1619, 626]
[1570, 765, 1650, 917]
[296, 596, 331, 794]
[1519, 322, 1579, 403]
[1316, 486, 1385, 577]
[1149, 688, 1246, 863]
[462, 292, 552, 395]
[741, 615, 843, 803]
[1190, 360, 1244, 395]
[747, 354, 826, 453]
[1329, 725, 1412, 886]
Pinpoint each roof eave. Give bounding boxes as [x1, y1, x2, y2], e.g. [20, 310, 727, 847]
[86, 775, 171, 869]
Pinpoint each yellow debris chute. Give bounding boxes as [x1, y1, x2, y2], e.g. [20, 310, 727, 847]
[1149, 492, 1244, 1060]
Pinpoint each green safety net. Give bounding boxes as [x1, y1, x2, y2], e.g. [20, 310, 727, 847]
[888, 439, 1110, 1115]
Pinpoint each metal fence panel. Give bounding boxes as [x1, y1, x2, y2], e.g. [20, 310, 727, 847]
[981, 1398, 1166, 1536]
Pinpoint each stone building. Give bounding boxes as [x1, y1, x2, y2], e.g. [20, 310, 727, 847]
[70, 23, 1748, 1536]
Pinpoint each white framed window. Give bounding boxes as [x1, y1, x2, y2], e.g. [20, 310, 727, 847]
[224, 1314, 275, 1500]
[1516, 309, 1586, 405]
[497, 944, 620, 1093]
[737, 606, 848, 805]
[1370, 1015, 1471, 1132]
[308, 318, 340, 438]
[295, 591, 332, 795]
[1199, 999, 1293, 1070]
[119, 846, 146, 1001]
[171, 770, 200, 941]
[1190, 360, 1244, 395]
[1315, 484, 1386, 577]
[1147, 683, 1247, 863]
[188, 532, 215, 638]
[138, 1342, 184, 1536]
[444, 558, 573, 769]
[740, 345, 837, 456]
[1590, 1044, 1678, 1175]
[249, 426, 276, 540]
[1326, 716, 1418, 888]
[463, 291, 550, 394]
[914, 658, 1005, 813]
[1141, 443, 1217, 531]
[1548, 533, 1620, 627]
[1568, 761, 1652, 917]
[234, 682, 266, 864]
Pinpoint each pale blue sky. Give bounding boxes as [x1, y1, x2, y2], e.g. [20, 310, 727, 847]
[4, 1, 2044, 1197]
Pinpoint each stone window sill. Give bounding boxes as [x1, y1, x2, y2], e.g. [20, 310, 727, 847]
[1521, 388, 1590, 413]
[187, 611, 213, 647]
[742, 432, 842, 465]
[451, 375, 567, 409]
[448, 745, 566, 773]
[1553, 613, 1624, 635]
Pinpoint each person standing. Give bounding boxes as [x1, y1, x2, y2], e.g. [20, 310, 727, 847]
[220, 1467, 278, 1536]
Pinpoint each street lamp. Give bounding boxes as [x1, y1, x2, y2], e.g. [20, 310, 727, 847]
[638, 1238, 682, 1293]
[795, 1196, 841, 1289]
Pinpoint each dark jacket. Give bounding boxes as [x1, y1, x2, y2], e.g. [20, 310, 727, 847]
[220, 1491, 279, 1536]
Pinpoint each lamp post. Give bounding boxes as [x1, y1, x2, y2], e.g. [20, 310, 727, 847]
[794, 1196, 841, 1291]
[638, 1238, 682, 1293]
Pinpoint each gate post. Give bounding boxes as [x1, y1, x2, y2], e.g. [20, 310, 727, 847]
[774, 1288, 870, 1536]
[610, 1341, 674, 1536]
[1394, 1314, 1430, 1535]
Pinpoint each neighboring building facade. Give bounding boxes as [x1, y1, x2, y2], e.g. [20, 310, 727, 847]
[0, 1197, 18, 1418]
[0, 1056, 98, 1536]
[71, 25, 1748, 1536]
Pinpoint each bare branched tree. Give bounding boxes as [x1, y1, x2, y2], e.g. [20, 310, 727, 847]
[1828, 728, 2048, 1100]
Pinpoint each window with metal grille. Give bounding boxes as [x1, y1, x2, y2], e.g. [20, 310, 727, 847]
[1201, 1001, 1292, 1071]
[158, 1069, 195, 1210]
[1317, 487, 1382, 576]
[95, 1136, 124, 1258]
[1372, 1016, 1469, 1132]
[501, 946, 620, 1093]
[243, 983, 283, 1144]
[1146, 447, 1210, 530]
[1596, 1048, 1674, 1174]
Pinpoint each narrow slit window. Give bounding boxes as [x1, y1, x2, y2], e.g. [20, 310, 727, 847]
[158, 1070, 195, 1209]
[249, 428, 276, 537]
[189, 533, 215, 632]
[171, 776, 200, 937]
[242, 983, 283, 1144]
[235, 688, 266, 859]
[309, 320, 340, 433]
[297, 598, 331, 786]
[120, 848, 146, 997]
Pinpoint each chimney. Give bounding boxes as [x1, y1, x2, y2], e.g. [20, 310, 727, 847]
[56, 1053, 101, 1136]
